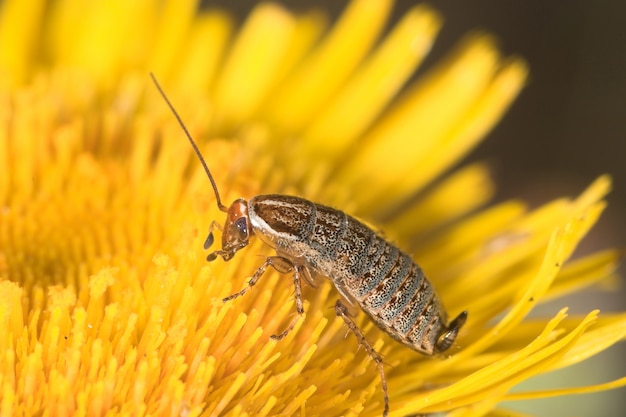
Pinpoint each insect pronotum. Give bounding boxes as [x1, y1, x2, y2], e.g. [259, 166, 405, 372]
[151, 73, 468, 417]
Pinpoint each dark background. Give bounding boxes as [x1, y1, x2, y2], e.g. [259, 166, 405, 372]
[422, 1, 626, 266]
[208, 1, 626, 415]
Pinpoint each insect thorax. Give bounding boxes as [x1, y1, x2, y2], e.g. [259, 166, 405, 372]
[248, 195, 337, 275]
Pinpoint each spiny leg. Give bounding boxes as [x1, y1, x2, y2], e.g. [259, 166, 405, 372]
[223, 256, 305, 340]
[335, 299, 389, 417]
[223, 256, 293, 302]
[270, 264, 306, 341]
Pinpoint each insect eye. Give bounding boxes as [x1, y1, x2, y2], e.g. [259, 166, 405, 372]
[235, 217, 248, 238]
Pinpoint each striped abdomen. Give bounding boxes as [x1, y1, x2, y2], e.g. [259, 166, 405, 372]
[248, 194, 451, 356]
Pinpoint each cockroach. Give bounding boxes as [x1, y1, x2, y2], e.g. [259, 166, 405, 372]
[151, 73, 467, 417]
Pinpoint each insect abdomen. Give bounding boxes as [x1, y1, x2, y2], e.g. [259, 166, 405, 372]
[334, 219, 447, 355]
[248, 194, 448, 355]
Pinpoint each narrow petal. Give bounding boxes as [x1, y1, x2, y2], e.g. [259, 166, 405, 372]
[214, 3, 296, 129]
[552, 312, 626, 369]
[335, 40, 527, 217]
[487, 409, 538, 417]
[170, 10, 234, 95]
[0, 0, 45, 87]
[385, 163, 495, 241]
[399, 309, 598, 413]
[266, 0, 393, 133]
[504, 376, 626, 400]
[148, 0, 199, 79]
[460, 201, 607, 352]
[416, 200, 527, 275]
[547, 249, 622, 301]
[300, 5, 442, 162]
[48, 0, 157, 84]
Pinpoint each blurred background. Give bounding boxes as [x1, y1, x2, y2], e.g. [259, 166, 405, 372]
[210, 1, 626, 415]
[425, 3, 626, 416]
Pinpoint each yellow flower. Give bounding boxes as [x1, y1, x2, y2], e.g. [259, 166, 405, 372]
[1, 1, 625, 416]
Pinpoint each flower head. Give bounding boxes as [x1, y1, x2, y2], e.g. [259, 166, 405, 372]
[1, 1, 625, 416]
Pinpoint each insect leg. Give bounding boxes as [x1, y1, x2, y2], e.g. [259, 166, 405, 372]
[222, 256, 293, 302]
[335, 299, 389, 417]
[270, 264, 306, 341]
[301, 266, 321, 288]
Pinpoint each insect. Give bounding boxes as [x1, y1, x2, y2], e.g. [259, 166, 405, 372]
[151, 73, 467, 417]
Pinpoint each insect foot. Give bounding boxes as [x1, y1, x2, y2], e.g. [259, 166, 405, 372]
[335, 299, 389, 417]
[221, 256, 306, 340]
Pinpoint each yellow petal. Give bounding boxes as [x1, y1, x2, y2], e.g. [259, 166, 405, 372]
[266, 0, 393, 132]
[148, 0, 199, 79]
[0, 0, 45, 87]
[487, 408, 538, 417]
[386, 163, 495, 241]
[170, 10, 233, 95]
[334, 35, 527, 216]
[300, 5, 442, 161]
[214, 3, 296, 129]
[505, 376, 626, 400]
[399, 309, 597, 413]
[553, 313, 626, 369]
[547, 249, 621, 301]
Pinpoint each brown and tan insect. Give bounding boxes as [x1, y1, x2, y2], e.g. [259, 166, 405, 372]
[151, 74, 467, 417]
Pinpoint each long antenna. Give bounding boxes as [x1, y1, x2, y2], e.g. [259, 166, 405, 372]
[150, 72, 228, 212]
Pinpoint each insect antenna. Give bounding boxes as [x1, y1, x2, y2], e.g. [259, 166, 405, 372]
[150, 72, 228, 213]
